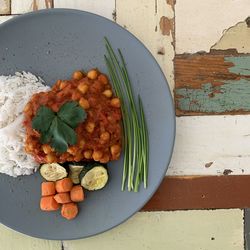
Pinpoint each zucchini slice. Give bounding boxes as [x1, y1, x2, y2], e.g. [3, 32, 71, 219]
[80, 165, 108, 191]
[40, 163, 67, 181]
[69, 164, 84, 184]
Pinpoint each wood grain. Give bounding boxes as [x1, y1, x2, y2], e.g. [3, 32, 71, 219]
[143, 175, 250, 210]
[0, 0, 10, 14]
[174, 52, 250, 115]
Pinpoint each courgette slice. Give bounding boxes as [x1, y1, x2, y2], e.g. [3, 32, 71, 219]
[80, 164, 108, 191]
[69, 164, 84, 184]
[40, 163, 67, 181]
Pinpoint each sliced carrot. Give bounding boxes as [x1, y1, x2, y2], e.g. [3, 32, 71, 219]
[41, 182, 56, 196]
[54, 192, 72, 204]
[70, 185, 84, 202]
[40, 196, 60, 211]
[55, 178, 73, 193]
[61, 202, 78, 220]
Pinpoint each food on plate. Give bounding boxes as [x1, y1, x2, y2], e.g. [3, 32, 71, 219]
[104, 38, 149, 192]
[40, 196, 60, 211]
[41, 182, 56, 196]
[80, 164, 108, 191]
[0, 72, 49, 177]
[70, 185, 84, 202]
[54, 192, 72, 204]
[55, 178, 73, 193]
[61, 202, 78, 220]
[23, 69, 122, 164]
[68, 164, 84, 184]
[40, 163, 67, 181]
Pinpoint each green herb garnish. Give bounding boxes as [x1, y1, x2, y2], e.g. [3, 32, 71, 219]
[104, 37, 149, 192]
[32, 101, 86, 153]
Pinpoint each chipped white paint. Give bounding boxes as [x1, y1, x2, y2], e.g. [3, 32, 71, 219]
[116, 0, 175, 93]
[54, 0, 115, 20]
[64, 210, 243, 250]
[168, 115, 250, 175]
[0, 0, 10, 14]
[212, 21, 250, 53]
[175, 0, 250, 54]
[11, 0, 52, 14]
[0, 224, 61, 250]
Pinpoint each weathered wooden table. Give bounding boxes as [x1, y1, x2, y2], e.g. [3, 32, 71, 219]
[1, 0, 250, 249]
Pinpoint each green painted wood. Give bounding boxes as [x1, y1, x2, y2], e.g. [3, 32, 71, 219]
[225, 56, 250, 76]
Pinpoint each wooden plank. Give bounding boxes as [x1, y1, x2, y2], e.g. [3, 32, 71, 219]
[53, 0, 115, 20]
[0, 223, 61, 250]
[174, 52, 250, 115]
[143, 176, 250, 211]
[116, 0, 175, 93]
[175, 0, 250, 53]
[11, 0, 53, 14]
[0, 0, 10, 14]
[169, 115, 250, 176]
[63, 210, 243, 250]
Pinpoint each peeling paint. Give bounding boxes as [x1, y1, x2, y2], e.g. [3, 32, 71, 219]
[157, 47, 165, 55]
[225, 56, 250, 76]
[166, 0, 175, 11]
[159, 16, 174, 36]
[223, 169, 233, 175]
[205, 162, 213, 168]
[32, 0, 38, 11]
[45, 0, 53, 8]
[246, 16, 250, 27]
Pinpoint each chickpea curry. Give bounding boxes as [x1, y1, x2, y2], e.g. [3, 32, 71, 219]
[23, 69, 122, 164]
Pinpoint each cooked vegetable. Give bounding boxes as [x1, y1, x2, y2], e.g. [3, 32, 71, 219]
[41, 182, 56, 196]
[68, 164, 84, 184]
[54, 193, 72, 204]
[80, 165, 108, 191]
[55, 178, 73, 193]
[70, 185, 84, 202]
[40, 196, 60, 211]
[32, 101, 86, 153]
[104, 38, 149, 192]
[61, 202, 78, 220]
[40, 163, 67, 181]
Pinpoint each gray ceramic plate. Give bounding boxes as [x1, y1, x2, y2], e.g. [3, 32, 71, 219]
[0, 9, 175, 240]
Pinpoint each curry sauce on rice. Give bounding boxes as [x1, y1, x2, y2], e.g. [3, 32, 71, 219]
[23, 69, 122, 164]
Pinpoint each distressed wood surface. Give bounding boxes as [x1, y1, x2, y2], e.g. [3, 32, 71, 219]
[175, 0, 250, 54]
[53, 0, 115, 20]
[116, 0, 175, 93]
[169, 115, 250, 175]
[174, 52, 250, 115]
[0, 0, 10, 14]
[11, 0, 53, 14]
[143, 175, 250, 210]
[63, 210, 243, 250]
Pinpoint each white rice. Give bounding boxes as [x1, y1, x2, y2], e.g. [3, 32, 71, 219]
[0, 72, 49, 177]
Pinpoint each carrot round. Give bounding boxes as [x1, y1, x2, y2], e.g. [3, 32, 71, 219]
[40, 196, 60, 211]
[70, 185, 84, 202]
[54, 192, 72, 204]
[61, 203, 78, 220]
[41, 182, 56, 196]
[55, 178, 73, 193]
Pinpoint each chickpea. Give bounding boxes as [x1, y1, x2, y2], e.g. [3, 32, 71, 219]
[98, 74, 108, 85]
[72, 70, 84, 80]
[79, 97, 90, 109]
[100, 154, 110, 163]
[42, 144, 52, 154]
[79, 139, 86, 148]
[84, 150, 93, 159]
[110, 98, 121, 108]
[92, 150, 103, 161]
[100, 131, 110, 141]
[85, 122, 95, 133]
[59, 81, 67, 90]
[77, 82, 89, 94]
[67, 146, 78, 155]
[46, 153, 56, 163]
[103, 89, 112, 98]
[87, 69, 98, 80]
[110, 144, 121, 157]
[74, 151, 83, 162]
[72, 90, 82, 101]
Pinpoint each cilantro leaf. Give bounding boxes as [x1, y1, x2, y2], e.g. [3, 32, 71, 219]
[32, 106, 55, 133]
[31, 101, 87, 153]
[58, 101, 86, 128]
